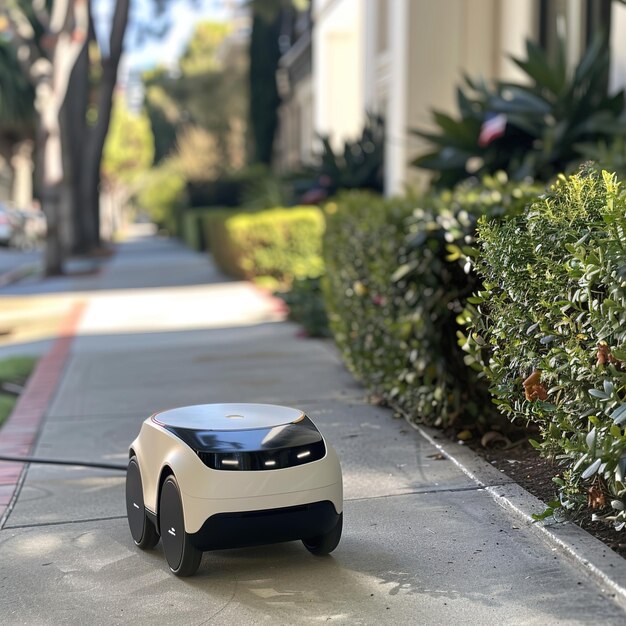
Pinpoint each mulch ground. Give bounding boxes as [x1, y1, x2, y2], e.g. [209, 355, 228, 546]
[474, 438, 626, 558]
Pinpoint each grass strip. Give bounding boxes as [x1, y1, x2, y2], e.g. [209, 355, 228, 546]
[0, 356, 37, 427]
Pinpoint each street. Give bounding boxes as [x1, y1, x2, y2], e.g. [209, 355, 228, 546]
[0, 244, 41, 284]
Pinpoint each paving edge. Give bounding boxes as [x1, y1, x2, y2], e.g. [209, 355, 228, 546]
[409, 421, 626, 608]
[0, 262, 40, 288]
[250, 284, 289, 316]
[0, 300, 86, 528]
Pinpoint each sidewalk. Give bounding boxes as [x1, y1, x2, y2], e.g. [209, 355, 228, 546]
[0, 227, 625, 625]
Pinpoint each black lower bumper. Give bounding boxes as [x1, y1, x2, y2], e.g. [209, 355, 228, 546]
[189, 500, 340, 551]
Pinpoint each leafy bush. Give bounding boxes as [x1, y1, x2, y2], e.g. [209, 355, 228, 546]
[316, 113, 384, 195]
[323, 177, 539, 429]
[322, 192, 413, 397]
[413, 37, 626, 187]
[576, 138, 626, 179]
[206, 206, 324, 287]
[186, 165, 288, 209]
[135, 166, 187, 234]
[295, 115, 385, 206]
[275, 277, 331, 338]
[398, 175, 541, 427]
[181, 208, 223, 251]
[466, 168, 626, 527]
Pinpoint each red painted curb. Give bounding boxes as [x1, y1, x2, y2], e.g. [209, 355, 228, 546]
[0, 300, 86, 526]
[250, 284, 289, 315]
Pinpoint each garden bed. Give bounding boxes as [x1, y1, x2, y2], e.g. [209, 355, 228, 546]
[474, 437, 626, 559]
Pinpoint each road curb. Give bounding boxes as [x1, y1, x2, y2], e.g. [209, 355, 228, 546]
[410, 421, 626, 608]
[0, 263, 40, 288]
[0, 300, 86, 528]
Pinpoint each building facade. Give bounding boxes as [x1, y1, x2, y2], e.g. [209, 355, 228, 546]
[275, 0, 626, 194]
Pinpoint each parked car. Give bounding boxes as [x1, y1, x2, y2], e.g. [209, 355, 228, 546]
[0, 203, 46, 249]
[12, 208, 46, 249]
[0, 203, 17, 246]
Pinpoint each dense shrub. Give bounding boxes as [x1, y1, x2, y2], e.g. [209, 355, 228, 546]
[186, 165, 286, 208]
[205, 206, 324, 287]
[398, 175, 541, 426]
[135, 166, 187, 234]
[275, 277, 331, 338]
[181, 208, 223, 252]
[323, 177, 539, 429]
[466, 168, 626, 527]
[322, 192, 413, 396]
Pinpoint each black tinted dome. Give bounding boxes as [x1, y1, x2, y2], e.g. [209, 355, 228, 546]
[152, 403, 305, 431]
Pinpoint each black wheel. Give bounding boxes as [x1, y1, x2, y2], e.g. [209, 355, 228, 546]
[126, 456, 159, 549]
[159, 475, 202, 576]
[302, 512, 343, 556]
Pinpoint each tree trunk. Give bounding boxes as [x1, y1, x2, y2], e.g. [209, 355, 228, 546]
[65, 40, 89, 253]
[42, 184, 64, 275]
[79, 0, 129, 251]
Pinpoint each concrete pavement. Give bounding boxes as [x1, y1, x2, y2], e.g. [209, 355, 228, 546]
[1, 227, 626, 624]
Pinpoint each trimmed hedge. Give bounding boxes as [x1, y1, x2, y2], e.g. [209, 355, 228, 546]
[275, 277, 331, 338]
[323, 193, 414, 396]
[205, 206, 324, 287]
[466, 168, 626, 527]
[181, 208, 224, 252]
[322, 176, 540, 429]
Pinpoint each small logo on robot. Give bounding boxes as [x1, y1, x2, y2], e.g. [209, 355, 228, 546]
[168, 527, 176, 536]
[133, 502, 140, 509]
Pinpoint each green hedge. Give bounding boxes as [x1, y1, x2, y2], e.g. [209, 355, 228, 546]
[323, 176, 540, 429]
[181, 208, 224, 252]
[466, 168, 626, 527]
[275, 277, 331, 338]
[135, 166, 186, 235]
[205, 206, 324, 287]
[323, 193, 414, 397]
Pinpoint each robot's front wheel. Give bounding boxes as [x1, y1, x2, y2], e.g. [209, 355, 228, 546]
[302, 512, 343, 556]
[126, 456, 159, 549]
[159, 475, 202, 576]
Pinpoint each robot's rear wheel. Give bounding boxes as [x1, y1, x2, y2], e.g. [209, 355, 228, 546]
[126, 456, 159, 549]
[302, 512, 343, 555]
[159, 475, 202, 576]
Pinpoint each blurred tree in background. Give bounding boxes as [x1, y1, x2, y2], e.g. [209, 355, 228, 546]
[0, 33, 35, 153]
[0, 0, 129, 274]
[101, 94, 154, 219]
[249, 0, 282, 164]
[144, 20, 248, 174]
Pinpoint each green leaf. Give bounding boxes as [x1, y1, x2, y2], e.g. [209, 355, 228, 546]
[391, 263, 413, 282]
[589, 388, 610, 400]
[581, 458, 602, 480]
[532, 508, 554, 521]
[611, 403, 626, 426]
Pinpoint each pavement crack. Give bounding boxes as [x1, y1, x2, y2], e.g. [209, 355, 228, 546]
[198, 579, 238, 624]
[345, 482, 515, 503]
[2, 515, 126, 531]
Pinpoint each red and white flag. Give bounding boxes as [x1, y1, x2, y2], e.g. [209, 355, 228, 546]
[478, 113, 507, 147]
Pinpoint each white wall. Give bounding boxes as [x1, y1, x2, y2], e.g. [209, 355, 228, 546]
[611, 1, 626, 93]
[312, 0, 365, 151]
[364, 0, 536, 194]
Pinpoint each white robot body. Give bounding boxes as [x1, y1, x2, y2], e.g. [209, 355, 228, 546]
[126, 403, 343, 575]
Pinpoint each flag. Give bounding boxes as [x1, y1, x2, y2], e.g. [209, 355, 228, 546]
[478, 113, 507, 147]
